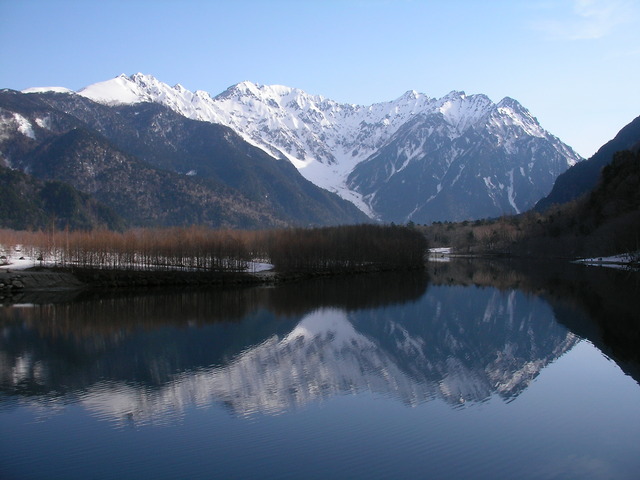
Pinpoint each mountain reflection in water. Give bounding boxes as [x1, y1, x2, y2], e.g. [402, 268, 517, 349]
[1, 264, 635, 426]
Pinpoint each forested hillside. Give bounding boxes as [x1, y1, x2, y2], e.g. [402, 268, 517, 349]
[0, 164, 125, 230]
[535, 115, 640, 211]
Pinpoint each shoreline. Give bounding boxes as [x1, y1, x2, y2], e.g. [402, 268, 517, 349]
[3, 253, 636, 300]
[0, 264, 425, 297]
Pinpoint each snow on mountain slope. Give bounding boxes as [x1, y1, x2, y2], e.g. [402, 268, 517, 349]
[78, 73, 165, 105]
[346, 93, 583, 221]
[22, 86, 74, 94]
[76, 74, 439, 215]
[49, 73, 582, 220]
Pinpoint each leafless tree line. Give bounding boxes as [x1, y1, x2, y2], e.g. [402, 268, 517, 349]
[0, 224, 428, 272]
[0, 227, 251, 271]
[267, 224, 427, 271]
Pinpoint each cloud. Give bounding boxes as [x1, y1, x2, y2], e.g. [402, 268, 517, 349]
[533, 0, 637, 40]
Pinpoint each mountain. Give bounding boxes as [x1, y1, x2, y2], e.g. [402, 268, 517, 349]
[74, 73, 582, 222]
[348, 96, 578, 221]
[535, 115, 640, 212]
[0, 88, 367, 228]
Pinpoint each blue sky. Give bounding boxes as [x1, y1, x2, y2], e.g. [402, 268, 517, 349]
[1, 0, 639, 158]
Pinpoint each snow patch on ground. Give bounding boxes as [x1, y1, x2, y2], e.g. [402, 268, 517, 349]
[428, 247, 451, 262]
[0, 245, 273, 273]
[13, 113, 35, 139]
[507, 169, 520, 214]
[0, 257, 38, 270]
[574, 253, 639, 270]
[35, 117, 51, 130]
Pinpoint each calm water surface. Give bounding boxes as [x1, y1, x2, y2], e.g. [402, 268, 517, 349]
[1, 261, 639, 479]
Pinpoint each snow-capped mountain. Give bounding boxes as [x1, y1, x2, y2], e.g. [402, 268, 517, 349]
[70, 73, 582, 221]
[348, 96, 581, 221]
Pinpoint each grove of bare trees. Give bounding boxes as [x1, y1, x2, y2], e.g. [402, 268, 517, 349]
[0, 224, 428, 273]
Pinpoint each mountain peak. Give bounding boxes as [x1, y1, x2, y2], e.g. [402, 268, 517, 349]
[130, 72, 159, 84]
[76, 73, 170, 105]
[78, 74, 146, 105]
[496, 96, 523, 110]
[234, 80, 260, 92]
[194, 89, 211, 100]
[443, 90, 467, 99]
[215, 81, 259, 100]
[436, 91, 494, 132]
[225, 81, 318, 102]
[491, 97, 547, 138]
[400, 89, 420, 100]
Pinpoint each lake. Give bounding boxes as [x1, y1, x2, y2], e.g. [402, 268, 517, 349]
[1, 260, 639, 479]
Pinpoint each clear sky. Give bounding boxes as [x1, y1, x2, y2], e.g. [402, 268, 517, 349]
[1, 0, 639, 158]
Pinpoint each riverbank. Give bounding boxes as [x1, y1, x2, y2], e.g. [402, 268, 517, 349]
[0, 263, 425, 297]
[0, 269, 84, 292]
[0, 268, 275, 296]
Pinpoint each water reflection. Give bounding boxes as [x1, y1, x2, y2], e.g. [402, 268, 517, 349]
[0, 264, 636, 426]
[429, 258, 640, 381]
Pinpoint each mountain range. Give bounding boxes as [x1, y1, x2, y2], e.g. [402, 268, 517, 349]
[1, 73, 583, 228]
